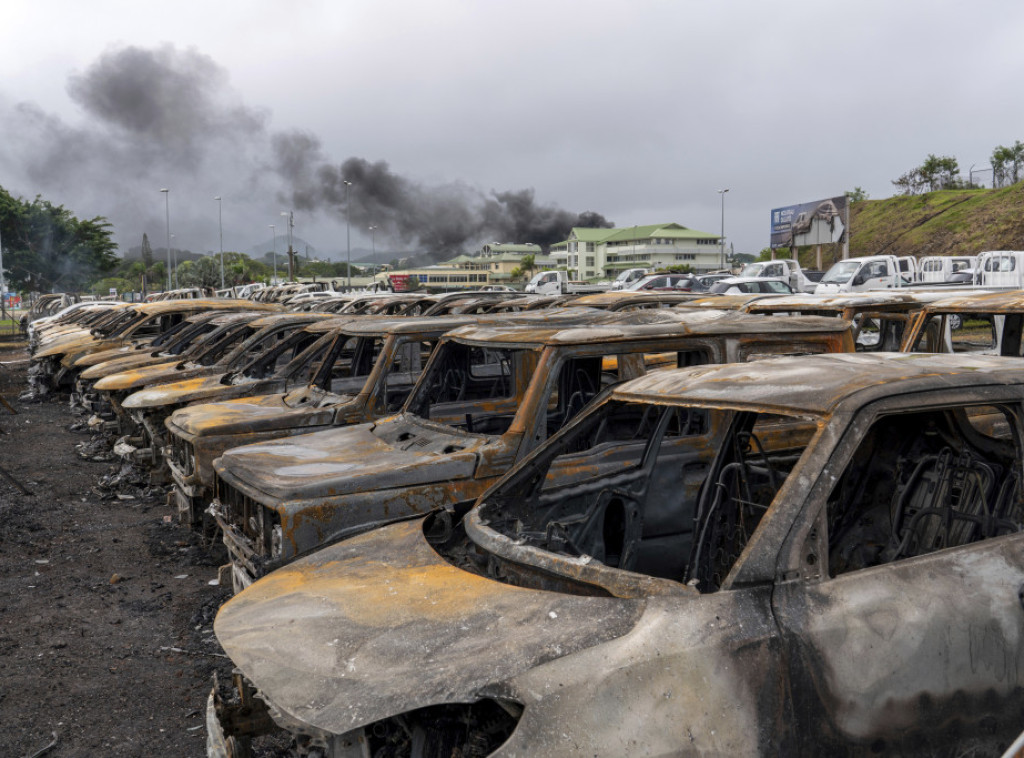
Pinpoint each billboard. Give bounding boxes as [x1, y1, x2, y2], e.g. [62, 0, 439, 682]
[770, 195, 848, 249]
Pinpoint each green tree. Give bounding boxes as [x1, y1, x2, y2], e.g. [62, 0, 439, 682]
[521, 254, 536, 275]
[0, 185, 117, 291]
[302, 261, 336, 279]
[991, 141, 1024, 187]
[893, 155, 964, 195]
[332, 261, 362, 277]
[846, 187, 869, 202]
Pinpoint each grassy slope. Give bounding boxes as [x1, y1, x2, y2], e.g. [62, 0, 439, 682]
[799, 184, 1024, 269]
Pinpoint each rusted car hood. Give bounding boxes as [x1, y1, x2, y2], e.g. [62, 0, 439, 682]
[171, 389, 346, 437]
[215, 518, 643, 735]
[216, 418, 483, 501]
[93, 360, 200, 392]
[34, 332, 108, 359]
[80, 351, 179, 380]
[122, 373, 251, 409]
[73, 343, 149, 368]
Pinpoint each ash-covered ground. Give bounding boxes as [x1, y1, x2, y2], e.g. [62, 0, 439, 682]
[0, 341, 235, 757]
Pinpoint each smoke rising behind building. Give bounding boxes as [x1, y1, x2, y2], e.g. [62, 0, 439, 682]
[0, 44, 612, 259]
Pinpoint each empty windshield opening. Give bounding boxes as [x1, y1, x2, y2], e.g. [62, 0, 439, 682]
[406, 343, 533, 436]
[478, 400, 815, 593]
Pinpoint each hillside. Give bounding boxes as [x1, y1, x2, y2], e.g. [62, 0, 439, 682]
[802, 184, 1024, 269]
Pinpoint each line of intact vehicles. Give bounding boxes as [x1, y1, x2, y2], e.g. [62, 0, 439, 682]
[528, 250, 1023, 299]
[22, 277, 1024, 756]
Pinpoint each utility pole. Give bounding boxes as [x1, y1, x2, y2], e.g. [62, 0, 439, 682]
[281, 211, 295, 282]
[215, 196, 225, 288]
[717, 189, 729, 270]
[160, 189, 171, 290]
[344, 179, 353, 290]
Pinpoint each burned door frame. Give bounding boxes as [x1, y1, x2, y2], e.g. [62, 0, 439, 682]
[768, 385, 1024, 753]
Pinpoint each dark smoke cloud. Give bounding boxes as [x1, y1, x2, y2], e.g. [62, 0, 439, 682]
[273, 132, 613, 254]
[1, 43, 611, 259]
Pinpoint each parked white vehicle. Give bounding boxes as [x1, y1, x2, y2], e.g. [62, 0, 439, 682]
[739, 259, 822, 293]
[610, 268, 651, 290]
[525, 270, 608, 296]
[918, 255, 977, 283]
[815, 255, 916, 294]
[974, 251, 1024, 288]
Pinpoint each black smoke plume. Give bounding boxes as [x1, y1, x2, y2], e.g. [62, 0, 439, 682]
[1, 44, 612, 259]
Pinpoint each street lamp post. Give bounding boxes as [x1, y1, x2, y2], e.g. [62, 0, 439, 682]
[269, 225, 277, 284]
[160, 188, 171, 290]
[214, 196, 225, 288]
[344, 179, 353, 290]
[368, 225, 377, 261]
[717, 188, 729, 270]
[281, 211, 294, 281]
[0, 223, 6, 322]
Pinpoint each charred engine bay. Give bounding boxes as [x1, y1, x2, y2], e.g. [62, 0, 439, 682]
[0, 342, 236, 757]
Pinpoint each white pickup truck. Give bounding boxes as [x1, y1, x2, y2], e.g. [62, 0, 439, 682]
[525, 270, 609, 296]
[815, 255, 917, 294]
[739, 259, 822, 293]
[918, 255, 977, 283]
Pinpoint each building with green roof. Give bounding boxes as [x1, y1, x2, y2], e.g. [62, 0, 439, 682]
[550, 223, 722, 280]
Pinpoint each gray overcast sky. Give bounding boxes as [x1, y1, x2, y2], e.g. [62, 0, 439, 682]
[2, 0, 1023, 261]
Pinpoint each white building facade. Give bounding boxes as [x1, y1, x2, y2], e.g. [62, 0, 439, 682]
[549, 223, 723, 280]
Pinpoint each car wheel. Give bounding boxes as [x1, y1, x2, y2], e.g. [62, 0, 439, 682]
[948, 314, 962, 331]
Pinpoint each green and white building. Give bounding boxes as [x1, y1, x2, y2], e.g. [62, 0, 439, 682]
[549, 223, 723, 280]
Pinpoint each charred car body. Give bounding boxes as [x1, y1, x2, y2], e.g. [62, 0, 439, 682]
[166, 316, 476, 528]
[213, 353, 1024, 756]
[73, 311, 265, 416]
[115, 314, 348, 469]
[90, 312, 326, 439]
[28, 299, 277, 395]
[209, 311, 855, 591]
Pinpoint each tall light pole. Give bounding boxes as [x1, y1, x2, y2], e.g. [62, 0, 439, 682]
[717, 188, 729, 270]
[281, 211, 294, 281]
[214, 196, 225, 288]
[344, 179, 353, 289]
[0, 222, 6, 320]
[269, 225, 277, 284]
[368, 225, 377, 261]
[160, 188, 171, 290]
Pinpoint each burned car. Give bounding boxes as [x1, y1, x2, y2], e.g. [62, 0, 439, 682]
[903, 290, 1024, 356]
[28, 299, 276, 394]
[74, 311, 265, 416]
[742, 291, 956, 352]
[91, 312, 328, 439]
[116, 315, 348, 469]
[209, 311, 855, 591]
[166, 316, 474, 528]
[212, 353, 1024, 756]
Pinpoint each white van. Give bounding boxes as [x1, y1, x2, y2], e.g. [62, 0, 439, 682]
[815, 255, 913, 294]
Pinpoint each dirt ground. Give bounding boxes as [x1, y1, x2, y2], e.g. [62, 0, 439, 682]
[0, 341, 235, 757]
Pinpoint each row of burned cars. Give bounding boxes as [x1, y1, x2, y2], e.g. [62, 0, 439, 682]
[24, 286, 1024, 756]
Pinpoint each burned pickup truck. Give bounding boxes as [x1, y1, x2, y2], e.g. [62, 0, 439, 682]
[166, 316, 476, 528]
[209, 311, 854, 590]
[212, 353, 1024, 756]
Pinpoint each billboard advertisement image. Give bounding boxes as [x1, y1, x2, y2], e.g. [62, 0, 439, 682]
[770, 195, 848, 249]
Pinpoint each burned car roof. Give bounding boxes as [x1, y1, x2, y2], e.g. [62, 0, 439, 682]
[445, 310, 853, 347]
[744, 291, 953, 312]
[914, 289, 1024, 312]
[613, 351, 1024, 416]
